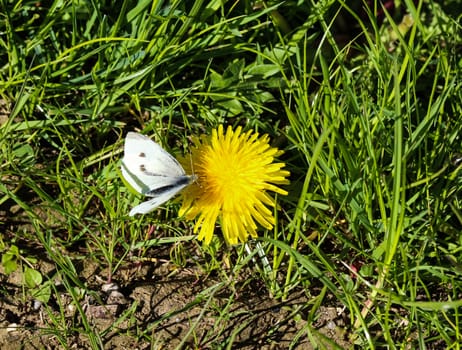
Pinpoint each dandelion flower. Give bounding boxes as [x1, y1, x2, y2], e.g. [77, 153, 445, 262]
[179, 125, 290, 245]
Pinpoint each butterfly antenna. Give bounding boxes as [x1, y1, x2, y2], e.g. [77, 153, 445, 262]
[188, 144, 199, 184]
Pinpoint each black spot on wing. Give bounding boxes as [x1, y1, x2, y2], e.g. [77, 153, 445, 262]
[138, 165, 183, 177]
[138, 164, 171, 176]
[139, 152, 146, 157]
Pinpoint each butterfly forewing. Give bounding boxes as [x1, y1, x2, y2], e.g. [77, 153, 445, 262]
[122, 132, 187, 194]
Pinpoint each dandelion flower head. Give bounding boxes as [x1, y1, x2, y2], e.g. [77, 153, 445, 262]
[179, 125, 289, 245]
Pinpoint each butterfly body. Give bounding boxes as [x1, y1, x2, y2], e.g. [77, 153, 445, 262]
[121, 132, 195, 216]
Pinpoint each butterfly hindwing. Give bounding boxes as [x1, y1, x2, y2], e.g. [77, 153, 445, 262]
[129, 180, 191, 216]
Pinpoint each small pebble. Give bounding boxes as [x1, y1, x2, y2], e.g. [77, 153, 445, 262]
[7, 323, 19, 333]
[33, 299, 42, 311]
[102, 283, 120, 293]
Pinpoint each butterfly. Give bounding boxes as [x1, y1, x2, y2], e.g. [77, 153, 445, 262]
[121, 132, 196, 216]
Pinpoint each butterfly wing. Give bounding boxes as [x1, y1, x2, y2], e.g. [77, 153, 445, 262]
[122, 132, 194, 215]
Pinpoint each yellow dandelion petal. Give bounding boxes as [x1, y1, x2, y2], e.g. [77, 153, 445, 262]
[179, 125, 290, 245]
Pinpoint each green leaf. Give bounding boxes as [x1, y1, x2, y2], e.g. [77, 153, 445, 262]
[2, 258, 18, 274]
[31, 283, 52, 303]
[1, 245, 19, 274]
[248, 64, 281, 78]
[24, 267, 42, 289]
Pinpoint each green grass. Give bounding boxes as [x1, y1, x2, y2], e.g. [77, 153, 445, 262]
[1, 0, 462, 349]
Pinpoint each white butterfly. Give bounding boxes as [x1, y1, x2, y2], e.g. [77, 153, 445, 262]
[121, 132, 196, 216]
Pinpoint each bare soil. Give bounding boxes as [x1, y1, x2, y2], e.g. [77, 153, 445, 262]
[0, 241, 352, 349]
